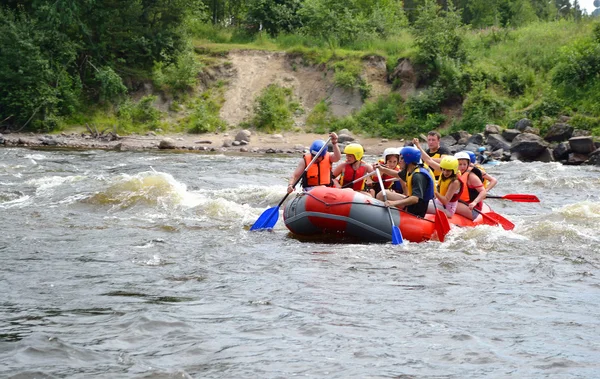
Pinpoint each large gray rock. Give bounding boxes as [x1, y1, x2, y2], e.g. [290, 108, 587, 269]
[510, 133, 549, 158]
[487, 133, 511, 151]
[515, 118, 533, 131]
[534, 148, 554, 163]
[159, 138, 176, 149]
[450, 130, 470, 142]
[440, 135, 457, 147]
[235, 129, 251, 142]
[567, 153, 588, 165]
[588, 148, 600, 166]
[484, 124, 502, 136]
[502, 128, 521, 142]
[552, 141, 571, 160]
[568, 136, 595, 154]
[544, 123, 573, 142]
[464, 143, 480, 152]
[337, 133, 355, 143]
[572, 129, 591, 137]
[467, 133, 484, 145]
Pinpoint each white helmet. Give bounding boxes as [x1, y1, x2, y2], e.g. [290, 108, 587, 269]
[454, 151, 471, 161]
[382, 147, 400, 162]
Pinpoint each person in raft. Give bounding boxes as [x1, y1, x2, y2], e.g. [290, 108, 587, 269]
[366, 147, 404, 197]
[374, 146, 435, 218]
[287, 132, 341, 193]
[454, 151, 487, 220]
[424, 131, 451, 181]
[412, 138, 462, 217]
[332, 143, 374, 195]
[464, 150, 498, 192]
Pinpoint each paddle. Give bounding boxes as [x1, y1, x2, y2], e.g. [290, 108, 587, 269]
[376, 168, 403, 245]
[341, 172, 395, 189]
[250, 137, 331, 231]
[486, 194, 539, 203]
[341, 171, 374, 189]
[431, 200, 451, 242]
[459, 200, 515, 231]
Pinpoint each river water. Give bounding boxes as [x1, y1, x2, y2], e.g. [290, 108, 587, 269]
[1, 147, 599, 378]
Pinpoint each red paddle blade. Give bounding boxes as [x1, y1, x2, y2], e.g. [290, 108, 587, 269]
[503, 194, 539, 202]
[434, 209, 451, 242]
[486, 212, 515, 231]
[488, 194, 540, 202]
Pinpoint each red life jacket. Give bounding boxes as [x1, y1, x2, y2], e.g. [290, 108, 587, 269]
[340, 162, 368, 191]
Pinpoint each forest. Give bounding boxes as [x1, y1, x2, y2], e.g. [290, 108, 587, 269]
[1, 0, 599, 137]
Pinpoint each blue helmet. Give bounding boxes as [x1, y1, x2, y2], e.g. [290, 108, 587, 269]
[463, 150, 476, 164]
[478, 146, 486, 152]
[400, 146, 421, 165]
[310, 140, 327, 157]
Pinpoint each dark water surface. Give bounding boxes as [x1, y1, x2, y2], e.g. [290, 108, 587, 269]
[1, 148, 599, 378]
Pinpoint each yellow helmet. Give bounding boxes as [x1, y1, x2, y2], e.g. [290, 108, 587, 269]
[439, 156, 459, 175]
[344, 143, 364, 161]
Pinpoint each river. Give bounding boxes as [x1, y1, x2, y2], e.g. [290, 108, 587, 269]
[1, 147, 599, 378]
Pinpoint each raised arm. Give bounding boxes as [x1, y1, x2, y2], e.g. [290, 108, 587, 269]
[329, 132, 341, 163]
[412, 138, 440, 171]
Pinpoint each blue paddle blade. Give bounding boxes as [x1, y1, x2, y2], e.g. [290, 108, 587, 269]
[391, 226, 403, 245]
[250, 206, 280, 231]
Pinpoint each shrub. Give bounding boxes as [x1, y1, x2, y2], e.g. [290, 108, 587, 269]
[153, 48, 203, 92]
[306, 100, 335, 133]
[251, 84, 301, 132]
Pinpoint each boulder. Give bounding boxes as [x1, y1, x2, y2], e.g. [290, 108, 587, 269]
[588, 148, 600, 166]
[440, 135, 457, 147]
[510, 133, 549, 158]
[568, 136, 595, 154]
[467, 133, 484, 145]
[567, 153, 588, 165]
[235, 129, 251, 142]
[464, 143, 480, 152]
[158, 138, 176, 149]
[502, 128, 521, 142]
[222, 138, 233, 147]
[484, 124, 502, 136]
[534, 148, 554, 163]
[487, 134, 512, 151]
[450, 131, 470, 144]
[544, 123, 573, 142]
[337, 133, 355, 143]
[515, 118, 533, 131]
[572, 129, 592, 137]
[552, 141, 571, 161]
[523, 126, 540, 135]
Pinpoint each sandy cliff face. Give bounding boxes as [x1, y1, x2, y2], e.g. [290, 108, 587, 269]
[218, 50, 392, 127]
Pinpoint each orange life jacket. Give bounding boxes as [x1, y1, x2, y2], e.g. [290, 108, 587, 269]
[302, 153, 333, 188]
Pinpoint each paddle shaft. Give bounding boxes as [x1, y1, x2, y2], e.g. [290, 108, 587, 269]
[376, 168, 403, 244]
[341, 172, 395, 189]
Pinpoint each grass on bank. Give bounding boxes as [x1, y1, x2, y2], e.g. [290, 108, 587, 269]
[60, 19, 600, 139]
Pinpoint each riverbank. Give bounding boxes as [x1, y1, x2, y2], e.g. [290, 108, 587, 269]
[0, 130, 402, 156]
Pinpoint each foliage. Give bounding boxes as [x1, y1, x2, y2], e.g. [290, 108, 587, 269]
[330, 59, 372, 99]
[298, 0, 407, 47]
[412, 1, 467, 76]
[245, 0, 303, 36]
[306, 100, 335, 133]
[117, 96, 163, 131]
[95, 67, 128, 103]
[251, 84, 301, 132]
[153, 48, 204, 92]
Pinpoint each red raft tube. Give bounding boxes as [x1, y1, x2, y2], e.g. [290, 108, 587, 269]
[283, 186, 499, 243]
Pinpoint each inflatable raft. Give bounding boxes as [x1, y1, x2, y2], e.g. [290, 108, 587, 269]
[283, 187, 499, 243]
